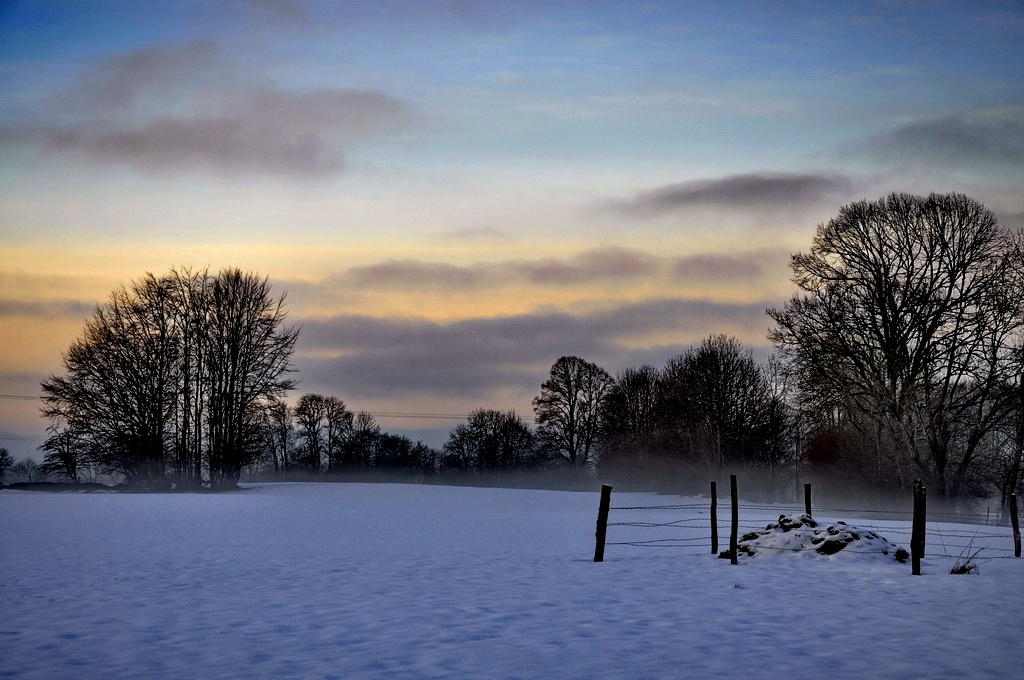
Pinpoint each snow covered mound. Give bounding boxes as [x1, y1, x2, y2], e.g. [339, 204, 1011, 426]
[720, 514, 909, 563]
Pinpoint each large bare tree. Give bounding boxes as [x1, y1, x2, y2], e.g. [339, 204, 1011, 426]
[769, 193, 1022, 498]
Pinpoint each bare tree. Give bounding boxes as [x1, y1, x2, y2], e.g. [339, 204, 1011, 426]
[997, 230, 1024, 506]
[769, 193, 1022, 499]
[323, 396, 354, 472]
[262, 397, 294, 479]
[600, 365, 661, 481]
[444, 409, 537, 474]
[169, 267, 211, 487]
[39, 424, 94, 483]
[293, 394, 353, 474]
[294, 393, 328, 473]
[0, 447, 13, 484]
[660, 335, 782, 475]
[373, 434, 427, 472]
[340, 411, 382, 471]
[42, 273, 180, 486]
[12, 456, 39, 483]
[204, 269, 299, 488]
[533, 356, 613, 475]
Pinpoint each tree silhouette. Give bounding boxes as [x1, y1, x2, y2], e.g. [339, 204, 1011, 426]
[0, 447, 13, 484]
[769, 193, 1023, 498]
[444, 409, 537, 474]
[41, 268, 298, 489]
[660, 335, 781, 474]
[600, 365, 661, 481]
[534, 356, 613, 475]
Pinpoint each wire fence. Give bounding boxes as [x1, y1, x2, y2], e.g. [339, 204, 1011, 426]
[603, 495, 1022, 561]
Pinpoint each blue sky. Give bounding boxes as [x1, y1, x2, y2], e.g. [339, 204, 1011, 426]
[2, 0, 1023, 454]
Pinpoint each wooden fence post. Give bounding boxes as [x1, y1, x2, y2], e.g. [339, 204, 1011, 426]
[710, 481, 719, 554]
[1011, 493, 1021, 558]
[804, 483, 812, 517]
[730, 474, 738, 565]
[911, 480, 926, 575]
[594, 484, 613, 562]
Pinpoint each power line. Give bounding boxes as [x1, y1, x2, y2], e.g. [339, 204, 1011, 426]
[368, 412, 468, 420]
[0, 394, 40, 401]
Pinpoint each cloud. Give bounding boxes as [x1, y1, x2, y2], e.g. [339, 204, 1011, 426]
[0, 271, 101, 319]
[611, 173, 856, 216]
[672, 252, 782, 281]
[321, 247, 778, 292]
[998, 210, 1024, 227]
[294, 296, 774, 399]
[513, 248, 657, 285]
[855, 106, 1024, 172]
[341, 247, 658, 290]
[345, 261, 485, 289]
[435, 226, 516, 244]
[0, 299, 94, 319]
[64, 40, 222, 111]
[34, 41, 414, 177]
[46, 87, 411, 177]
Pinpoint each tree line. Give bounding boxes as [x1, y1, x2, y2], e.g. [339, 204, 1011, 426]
[588, 193, 1023, 504]
[255, 394, 437, 479]
[27, 193, 1024, 504]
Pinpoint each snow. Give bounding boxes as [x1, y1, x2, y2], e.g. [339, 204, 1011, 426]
[1, 482, 1022, 679]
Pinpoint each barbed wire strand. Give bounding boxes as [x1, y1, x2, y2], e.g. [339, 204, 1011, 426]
[605, 498, 1020, 558]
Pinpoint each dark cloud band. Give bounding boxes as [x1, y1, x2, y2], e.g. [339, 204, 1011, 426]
[336, 247, 781, 291]
[611, 172, 855, 216]
[294, 296, 774, 399]
[0, 300, 94, 319]
[855, 106, 1024, 171]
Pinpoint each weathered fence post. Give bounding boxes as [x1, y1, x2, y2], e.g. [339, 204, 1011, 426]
[1011, 493, 1021, 558]
[911, 480, 926, 575]
[730, 474, 738, 565]
[710, 481, 719, 554]
[594, 484, 613, 562]
[804, 483, 812, 517]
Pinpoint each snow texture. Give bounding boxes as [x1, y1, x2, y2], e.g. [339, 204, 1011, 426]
[1, 482, 1022, 679]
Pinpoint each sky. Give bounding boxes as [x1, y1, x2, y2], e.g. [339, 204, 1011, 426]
[2, 0, 1023, 456]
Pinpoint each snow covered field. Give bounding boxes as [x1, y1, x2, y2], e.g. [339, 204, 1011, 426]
[1, 482, 1022, 679]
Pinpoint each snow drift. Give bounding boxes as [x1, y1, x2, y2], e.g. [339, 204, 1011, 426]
[721, 513, 909, 562]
